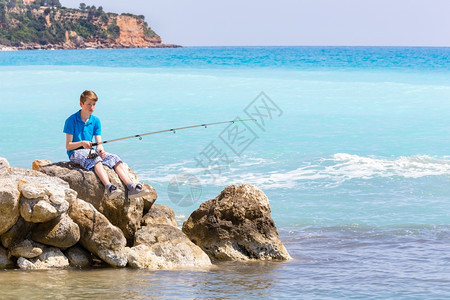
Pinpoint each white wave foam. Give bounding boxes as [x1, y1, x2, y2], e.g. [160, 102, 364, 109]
[236, 154, 450, 189]
[138, 154, 450, 190]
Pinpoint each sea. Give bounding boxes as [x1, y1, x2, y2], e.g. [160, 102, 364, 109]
[0, 46, 450, 299]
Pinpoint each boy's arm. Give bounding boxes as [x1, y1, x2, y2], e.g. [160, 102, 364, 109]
[94, 135, 106, 158]
[66, 134, 92, 150]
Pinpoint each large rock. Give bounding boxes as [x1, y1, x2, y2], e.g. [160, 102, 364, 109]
[32, 213, 80, 248]
[1, 166, 74, 226]
[17, 247, 70, 270]
[68, 198, 127, 267]
[0, 180, 20, 235]
[127, 224, 211, 269]
[64, 245, 92, 268]
[0, 157, 9, 174]
[182, 184, 291, 261]
[141, 204, 177, 227]
[35, 160, 156, 239]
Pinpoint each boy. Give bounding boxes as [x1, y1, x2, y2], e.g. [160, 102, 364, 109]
[64, 90, 149, 200]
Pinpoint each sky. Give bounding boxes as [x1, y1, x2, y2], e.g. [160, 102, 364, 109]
[60, 0, 450, 47]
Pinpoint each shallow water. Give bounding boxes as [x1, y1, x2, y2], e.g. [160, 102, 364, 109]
[0, 227, 448, 299]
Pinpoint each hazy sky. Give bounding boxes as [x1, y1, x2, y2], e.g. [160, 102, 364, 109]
[60, 0, 450, 47]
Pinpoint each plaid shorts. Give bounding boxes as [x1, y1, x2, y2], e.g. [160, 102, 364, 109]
[70, 149, 121, 171]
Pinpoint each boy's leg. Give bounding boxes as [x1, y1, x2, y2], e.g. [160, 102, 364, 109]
[71, 149, 121, 199]
[94, 161, 111, 186]
[102, 152, 151, 199]
[113, 162, 132, 186]
[114, 161, 150, 199]
[94, 162, 121, 199]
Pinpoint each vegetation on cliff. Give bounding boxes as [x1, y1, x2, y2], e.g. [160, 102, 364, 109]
[0, 0, 171, 49]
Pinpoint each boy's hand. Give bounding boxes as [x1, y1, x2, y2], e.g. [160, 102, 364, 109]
[98, 149, 106, 159]
[81, 141, 92, 149]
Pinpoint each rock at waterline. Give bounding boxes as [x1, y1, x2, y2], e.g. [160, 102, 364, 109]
[0, 246, 14, 269]
[182, 184, 292, 261]
[127, 224, 212, 269]
[64, 245, 93, 268]
[68, 198, 128, 267]
[34, 160, 157, 239]
[17, 247, 70, 270]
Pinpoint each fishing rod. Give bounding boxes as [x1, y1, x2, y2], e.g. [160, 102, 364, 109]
[91, 118, 257, 147]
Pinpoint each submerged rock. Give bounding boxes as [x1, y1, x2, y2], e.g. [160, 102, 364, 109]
[68, 198, 127, 267]
[182, 184, 291, 261]
[127, 224, 211, 269]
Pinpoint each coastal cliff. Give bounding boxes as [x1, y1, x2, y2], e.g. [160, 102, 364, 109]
[0, 0, 180, 50]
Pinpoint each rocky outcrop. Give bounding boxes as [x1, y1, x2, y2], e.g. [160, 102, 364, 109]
[0, 5, 180, 50]
[0, 157, 290, 270]
[34, 160, 154, 240]
[115, 15, 161, 48]
[182, 184, 292, 261]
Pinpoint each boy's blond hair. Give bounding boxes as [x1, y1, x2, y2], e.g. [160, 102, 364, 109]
[80, 90, 98, 104]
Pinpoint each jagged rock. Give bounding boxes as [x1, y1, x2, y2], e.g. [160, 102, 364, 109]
[127, 224, 211, 269]
[0, 180, 20, 235]
[68, 198, 127, 267]
[32, 213, 80, 248]
[17, 247, 70, 270]
[19, 195, 65, 223]
[142, 184, 157, 213]
[32, 159, 51, 171]
[0, 246, 14, 269]
[1, 165, 74, 226]
[64, 245, 92, 268]
[9, 239, 44, 258]
[182, 184, 291, 261]
[1, 216, 35, 248]
[35, 160, 154, 239]
[141, 204, 177, 227]
[18, 180, 70, 224]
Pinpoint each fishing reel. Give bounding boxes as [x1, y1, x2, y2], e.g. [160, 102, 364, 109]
[87, 148, 99, 159]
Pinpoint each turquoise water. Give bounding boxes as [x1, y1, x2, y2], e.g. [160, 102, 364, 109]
[1, 47, 450, 298]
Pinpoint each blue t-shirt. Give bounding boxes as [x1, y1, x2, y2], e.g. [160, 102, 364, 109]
[63, 110, 101, 158]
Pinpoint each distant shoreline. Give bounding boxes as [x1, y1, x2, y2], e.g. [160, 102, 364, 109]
[0, 43, 181, 51]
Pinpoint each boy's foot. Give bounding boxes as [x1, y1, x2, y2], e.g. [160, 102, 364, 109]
[107, 184, 122, 199]
[128, 183, 150, 199]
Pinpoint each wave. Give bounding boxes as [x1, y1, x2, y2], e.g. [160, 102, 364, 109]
[138, 154, 450, 190]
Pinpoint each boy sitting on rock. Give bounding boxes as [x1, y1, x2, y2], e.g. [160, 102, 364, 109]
[64, 90, 149, 200]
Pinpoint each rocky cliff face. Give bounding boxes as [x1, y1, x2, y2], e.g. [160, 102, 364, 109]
[0, 4, 179, 50]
